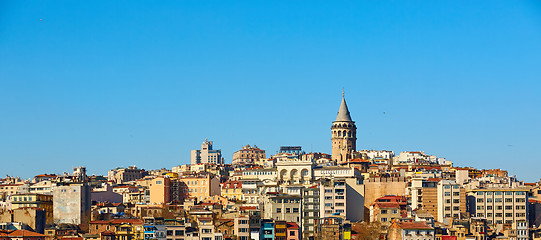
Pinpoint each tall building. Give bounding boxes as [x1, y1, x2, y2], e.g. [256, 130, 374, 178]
[191, 139, 223, 165]
[410, 178, 438, 219]
[149, 176, 171, 204]
[232, 145, 266, 165]
[331, 94, 357, 164]
[436, 180, 466, 222]
[52, 183, 91, 225]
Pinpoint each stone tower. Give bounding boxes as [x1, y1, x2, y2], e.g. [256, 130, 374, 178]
[331, 94, 357, 164]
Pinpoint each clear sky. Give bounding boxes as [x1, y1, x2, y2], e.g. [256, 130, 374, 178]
[1, 1, 540, 182]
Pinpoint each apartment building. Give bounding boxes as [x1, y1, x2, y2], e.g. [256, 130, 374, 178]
[411, 178, 438, 219]
[107, 166, 145, 184]
[232, 145, 266, 165]
[191, 139, 223, 165]
[387, 221, 435, 240]
[467, 188, 529, 226]
[320, 179, 347, 219]
[149, 177, 171, 204]
[437, 180, 466, 222]
[174, 175, 220, 203]
[262, 193, 302, 224]
[302, 185, 319, 239]
[220, 181, 242, 201]
[11, 193, 53, 224]
[234, 216, 250, 240]
[52, 183, 91, 225]
[369, 195, 407, 225]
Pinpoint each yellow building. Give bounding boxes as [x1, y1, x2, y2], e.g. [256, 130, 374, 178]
[174, 174, 220, 203]
[11, 193, 53, 224]
[220, 181, 243, 201]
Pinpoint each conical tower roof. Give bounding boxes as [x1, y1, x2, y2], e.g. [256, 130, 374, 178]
[335, 96, 353, 122]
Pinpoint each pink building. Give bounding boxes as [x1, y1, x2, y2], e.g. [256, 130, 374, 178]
[286, 222, 299, 240]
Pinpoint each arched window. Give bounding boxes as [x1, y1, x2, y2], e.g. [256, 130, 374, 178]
[348, 131, 351, 137]
[338, 131, 341, 137]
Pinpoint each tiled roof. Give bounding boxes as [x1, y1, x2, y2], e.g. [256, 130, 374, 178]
[286, 222, 299, 229]
[8, 230, 47, 237]
[397, 222, 433, 230]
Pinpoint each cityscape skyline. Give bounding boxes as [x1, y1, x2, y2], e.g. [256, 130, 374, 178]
[1, 1, 540, 182]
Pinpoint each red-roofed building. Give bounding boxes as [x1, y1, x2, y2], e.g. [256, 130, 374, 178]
[286, 222, 299, 240]
[3, 230, 46, 240]
[370, 196, 408, 225]
[33, 174, 57, 183]
[220, 181, 242, 201]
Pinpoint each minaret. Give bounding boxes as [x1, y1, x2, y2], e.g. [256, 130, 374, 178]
[331, 92, 357, 164]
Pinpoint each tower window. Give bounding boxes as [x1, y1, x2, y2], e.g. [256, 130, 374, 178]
[338, 131, 341, 137]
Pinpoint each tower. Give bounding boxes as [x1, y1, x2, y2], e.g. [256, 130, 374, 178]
[331, 93, 357, 163]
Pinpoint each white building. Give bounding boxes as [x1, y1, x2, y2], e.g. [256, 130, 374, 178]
[437, 180, 466, 223]
[467, 188, 528, 227]
[190, 139, 223, 165]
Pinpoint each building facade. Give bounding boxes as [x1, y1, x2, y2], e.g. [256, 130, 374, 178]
[467, 188, 528, 226]
[232, 145, 266, 165]
[191, 139, 223, 165]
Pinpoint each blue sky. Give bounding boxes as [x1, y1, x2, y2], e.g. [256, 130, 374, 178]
[1, 1, 540, 181]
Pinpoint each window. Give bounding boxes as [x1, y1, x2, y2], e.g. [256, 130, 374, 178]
[276, 208, 281, 213]
[381, 218, 387, 222]
[293, 208, 299, 213]
[286, 208, 291, 213]
[381, 210, 387, 214]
